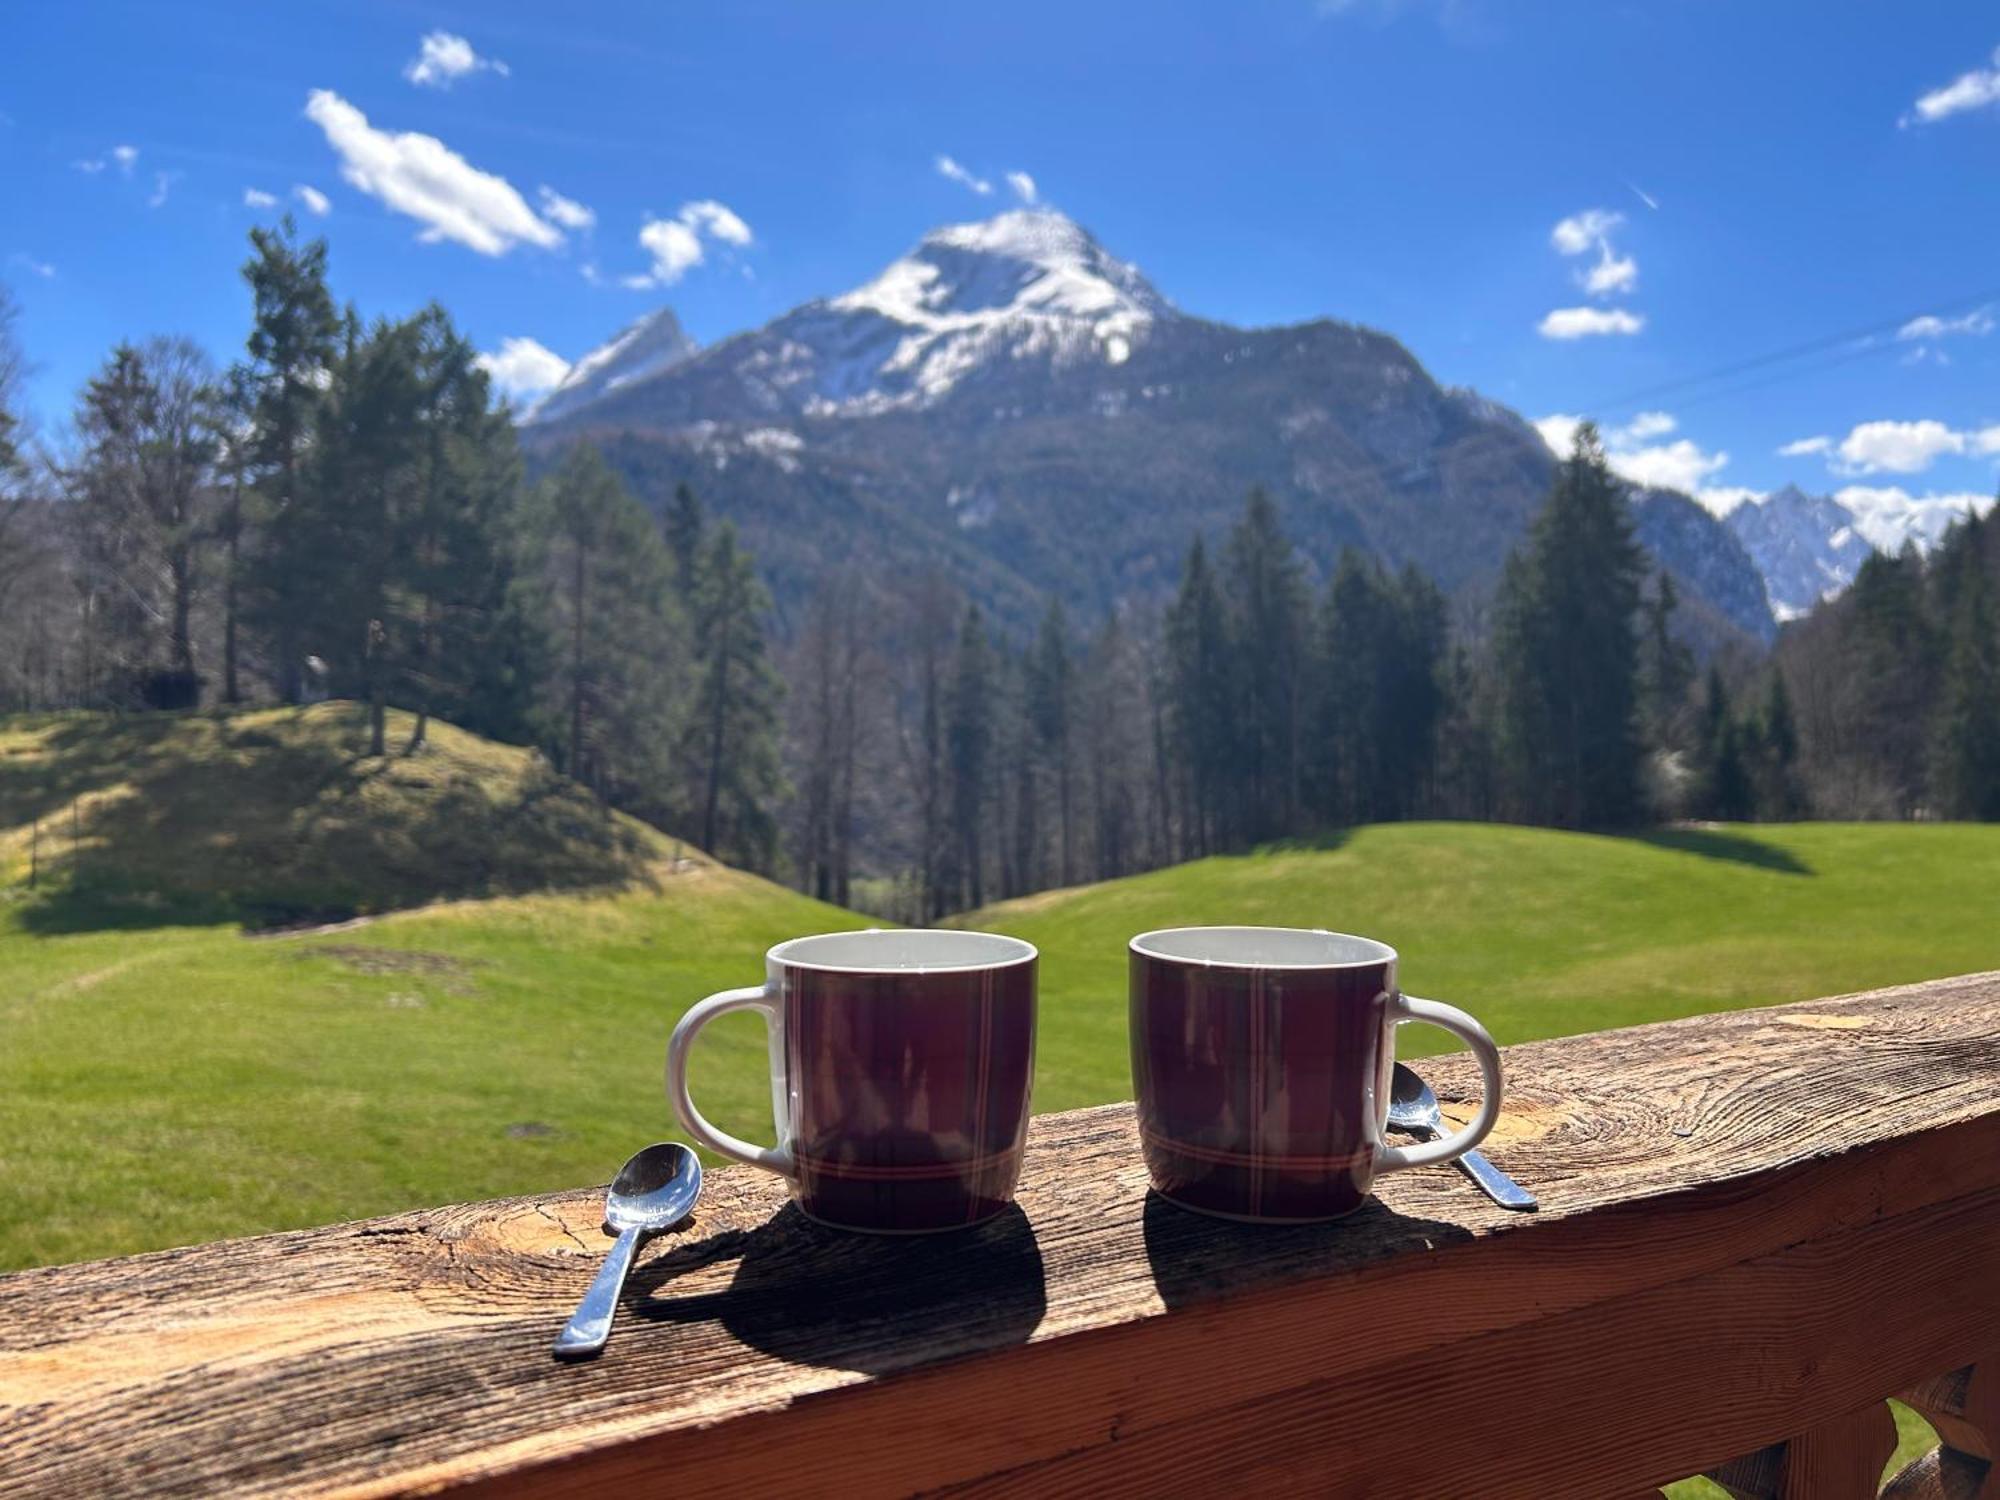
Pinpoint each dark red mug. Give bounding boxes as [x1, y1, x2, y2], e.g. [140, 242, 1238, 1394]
[668, 929, 1038, 1233]
[1130, 926, 1502, 1222]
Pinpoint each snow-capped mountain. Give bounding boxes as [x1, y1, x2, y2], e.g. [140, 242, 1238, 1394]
[1725, 484, 1993, 620]
[531, 210, 1171, 426]
[524, 208, 1774, 645]
[1724, 486, 1877, 621]
[528, 307, 698, 424]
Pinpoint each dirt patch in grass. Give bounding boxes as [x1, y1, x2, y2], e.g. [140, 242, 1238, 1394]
[309, 944, 481, 995]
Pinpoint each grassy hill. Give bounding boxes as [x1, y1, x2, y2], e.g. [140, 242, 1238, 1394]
[0, 702, 675, 927]
[0, 704, 866, 1269]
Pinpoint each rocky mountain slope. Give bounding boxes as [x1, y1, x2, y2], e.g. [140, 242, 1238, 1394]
[526, 209, 1774, 641]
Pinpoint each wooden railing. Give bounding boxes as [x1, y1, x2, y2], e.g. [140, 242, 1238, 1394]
[2, 973, 1998, 1498]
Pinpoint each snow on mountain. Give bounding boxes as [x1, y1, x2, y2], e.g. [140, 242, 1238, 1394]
[1725, 483, 1993, 621]
[531, 210, 1170, 426]
[526, 307, 698, 424]
[1724, 485, 1876, 620]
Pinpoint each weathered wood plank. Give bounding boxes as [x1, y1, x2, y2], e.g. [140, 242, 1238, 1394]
[2, 973, 1998, 1499]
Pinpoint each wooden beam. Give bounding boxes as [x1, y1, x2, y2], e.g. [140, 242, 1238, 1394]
[2, 973, 1998, 1499]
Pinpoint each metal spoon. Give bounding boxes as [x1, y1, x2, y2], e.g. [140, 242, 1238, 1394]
[553, 1142, 702, 1360]
[1388, 1062, 1538, 1211]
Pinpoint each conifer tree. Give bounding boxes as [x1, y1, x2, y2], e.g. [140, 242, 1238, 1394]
[947, 603, 994, 908]
[239, 220, 339, 701]
[1492, 425, 1644, 827]
[1928, 559, 2000, 820]
[689, 521, 785, 868]
[1027, 598, 1074, 884]
[518, 443, 683, 812]
[664, 482, 704, 594]
[1166, 536, 1233, 856]
[1224, 490, 1308, 843]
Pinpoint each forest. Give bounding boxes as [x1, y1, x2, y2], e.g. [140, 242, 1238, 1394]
[1, 226, 1996, 920]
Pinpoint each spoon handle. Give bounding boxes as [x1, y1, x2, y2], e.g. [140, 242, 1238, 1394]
[554, 1226, 645, 1360]
[1451, 1143, 1539, 1211]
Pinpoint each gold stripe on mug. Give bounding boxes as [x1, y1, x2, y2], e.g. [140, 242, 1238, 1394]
[794, 1145, 1024, 1182]
[1139, 1126, 1372, 1174]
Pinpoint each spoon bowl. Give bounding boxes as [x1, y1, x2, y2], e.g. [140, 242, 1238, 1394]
[554, 1142, 702, 1360]
[1387, 1062, 1537, 1211]
[606, 1141, 704, 1234]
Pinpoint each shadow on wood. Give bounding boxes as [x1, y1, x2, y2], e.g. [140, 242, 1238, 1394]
[633, 1202, 1046, 1375]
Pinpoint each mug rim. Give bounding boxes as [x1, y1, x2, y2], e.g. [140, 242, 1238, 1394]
[1129, 924, 1398, 971]
[769, 927, 1038, 975]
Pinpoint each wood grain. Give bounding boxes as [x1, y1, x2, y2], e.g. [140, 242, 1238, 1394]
[2, 973, 1998, 1499]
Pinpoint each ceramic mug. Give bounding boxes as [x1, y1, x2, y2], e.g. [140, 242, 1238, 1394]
[668, 928, 1037, 1233]
[1130, 925, 1501, 1222]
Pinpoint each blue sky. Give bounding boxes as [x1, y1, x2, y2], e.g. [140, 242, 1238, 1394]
[4, 1, 1998, 516]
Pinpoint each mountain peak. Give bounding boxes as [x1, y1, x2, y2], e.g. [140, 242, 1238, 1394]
[831, 207, 1171, 342]
[526, 306, 698, 425]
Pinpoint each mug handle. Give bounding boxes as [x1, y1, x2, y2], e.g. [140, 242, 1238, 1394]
[1374, 993, 1504, 1175]
[666, 984, 796, 1176]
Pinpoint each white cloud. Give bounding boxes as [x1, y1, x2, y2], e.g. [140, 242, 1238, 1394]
[476, 336, 570, 402]
[1903, 45, 2000, 126]
[1551, 208, 1622, 256]
[244, 187, 279, 209]
[112, 144, 137, 175]
[404, 31, 509, 89]
[637, 217, 703, 283]
[1778, 435, 1832, 457]
[1532, 414, 1583, 455]
[147, 170, 180, 208]
[1538, 306, 1645, 339]
[73, 157, 106, 174]
[1835, 419, 1968, 475]
[1006, 170, 1038, 205]
[304, 89, 560, 256]
[1533, 409, 1733, 505]
[1835, 486, 1996, 550]
[1693, 486, 1761, 518]
[679, 199, 752, 246]
[1897, 306, 1994, 342]
[8, 253, 55, 279]
[294, 184, 331, 217]
[1610, 437, 1729, 494]
[628, 199, 755, 286]
[936, 155, 992, 196]
[1551, 206, 1641, 303]
[538, 186, 595, 232]
[1581, 249, 1637, 296]
[1615, 411, 1675, 443]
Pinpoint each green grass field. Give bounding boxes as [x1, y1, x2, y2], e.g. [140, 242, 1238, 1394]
[4, 712, 1980, 1489]
[7, 708, 2000, 1271]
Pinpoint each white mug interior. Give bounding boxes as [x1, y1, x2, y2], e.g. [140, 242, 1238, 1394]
[770, 928, 1036, 974]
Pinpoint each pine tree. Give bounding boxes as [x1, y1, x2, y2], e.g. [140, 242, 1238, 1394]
[689, 521, 784, 868]
[1027, 598, 1074, 885]
[518, 444, 683, 813]
[1928, 561, 2000, 819]
[1165, 536, 1234, 856]
[1223, 490, 1308, 843]
[1638, 572, 1695, 750]
[1492, 424, 1645, 827]
[239, 220, 339, 702]
[1755, 670, 1802, 819]
[664, 482, 704, 594]
[947, 604, 994, 908]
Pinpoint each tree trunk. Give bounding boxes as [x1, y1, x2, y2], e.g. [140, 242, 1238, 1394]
[702, 640, 731, 858]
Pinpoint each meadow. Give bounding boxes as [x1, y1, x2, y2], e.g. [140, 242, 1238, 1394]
[8, 710, 2000, 1274]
